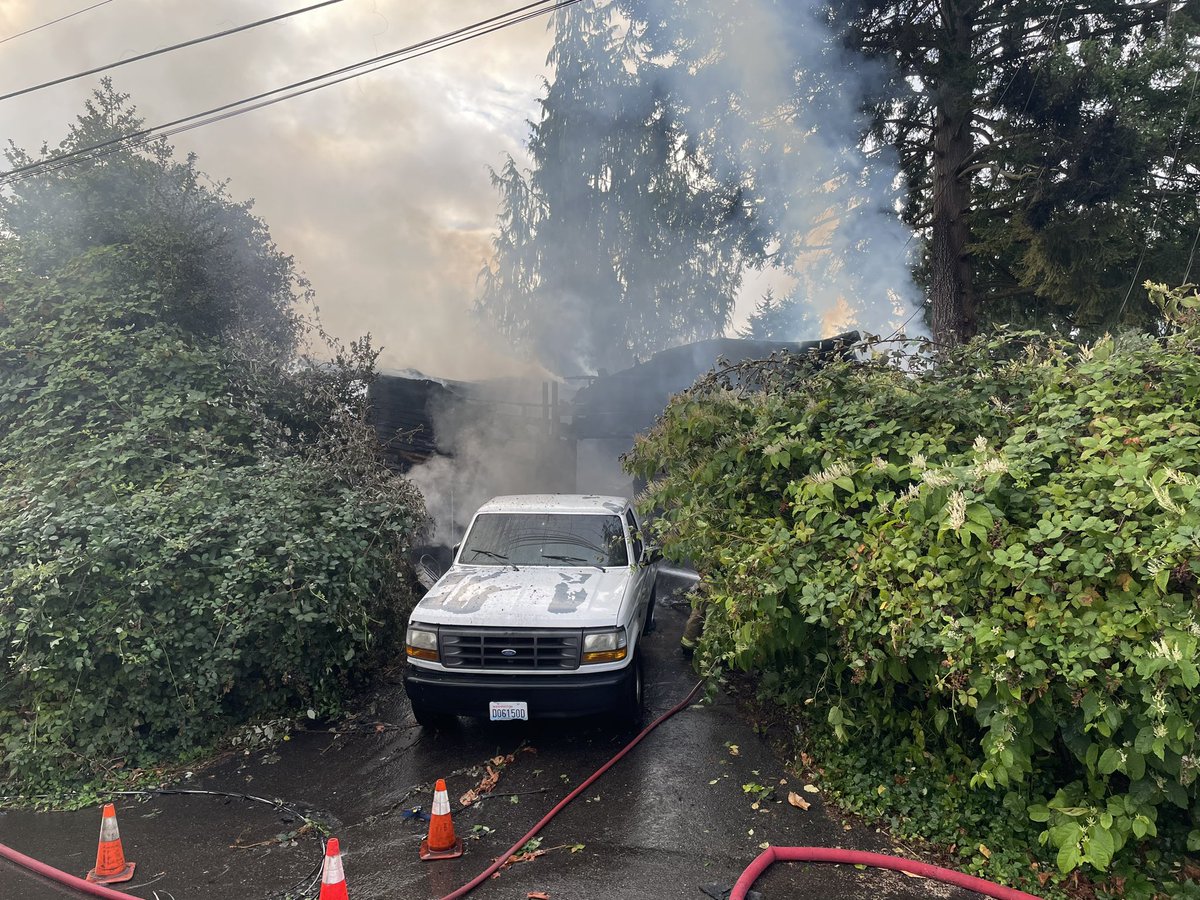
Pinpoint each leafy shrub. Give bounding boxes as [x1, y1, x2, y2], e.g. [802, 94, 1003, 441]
[0, 246, 424, 792]
[628, 284, 1200, 879]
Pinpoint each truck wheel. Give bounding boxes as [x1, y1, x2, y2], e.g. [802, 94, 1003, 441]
[411, 703, 456, 730]
[644, 586, 658, 634]
[616, 652, 644, 727]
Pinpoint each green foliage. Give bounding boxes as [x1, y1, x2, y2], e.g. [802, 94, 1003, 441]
[477, 0, 752, 372]
[843, 0, 1200, 335]
[2, 79, 305, 357]
[629, 286, 1200, 881]
[0, 243, 422, 793]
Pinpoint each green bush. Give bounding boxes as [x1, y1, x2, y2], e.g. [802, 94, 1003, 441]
[629, 284, 1200, 881]
[0, 246, 424, 793]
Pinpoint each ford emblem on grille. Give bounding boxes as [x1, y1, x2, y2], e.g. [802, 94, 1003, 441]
[501, 648, 517, 657]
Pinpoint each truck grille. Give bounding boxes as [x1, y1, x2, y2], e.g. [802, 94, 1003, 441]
[438, 627, 582, 670]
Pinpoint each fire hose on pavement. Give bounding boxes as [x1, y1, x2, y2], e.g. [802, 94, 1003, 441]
[0, 677, 1044, 900]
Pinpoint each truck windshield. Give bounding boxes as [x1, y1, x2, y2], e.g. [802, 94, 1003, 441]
[459, 513, 629, 568]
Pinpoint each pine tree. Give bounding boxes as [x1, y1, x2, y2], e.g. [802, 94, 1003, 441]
[477, 1, 752, 373]
[843, 0, 1200, 339]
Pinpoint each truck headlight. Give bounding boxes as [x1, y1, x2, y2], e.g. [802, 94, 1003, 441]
[582, 627, 627, 664]
[406, 623, 439, 662]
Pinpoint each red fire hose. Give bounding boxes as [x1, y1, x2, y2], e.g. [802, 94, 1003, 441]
[0, 840, 141, 900]
[730, 845, 1043, 900]
[0, 677, 1044, 900]
[438, 678, 709, 899]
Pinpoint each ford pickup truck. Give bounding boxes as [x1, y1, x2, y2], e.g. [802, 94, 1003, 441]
[402, 494, 658, 726]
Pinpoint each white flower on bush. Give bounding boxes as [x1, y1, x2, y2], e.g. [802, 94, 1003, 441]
[973, 436, 989, 454]
[872, 456, 888, 471]
[1151, 637, 1183, 663]
[945, 491, 967, 530]
[806, 461, 853, 485]
[973, 456, 1009, 478]
[909, 452, 927, 471]
[1148, 480, 1185, 516]
[1154, 722, 1169, 739]
[923, 469, 955, 488]
[1151, 690, 1169, 719]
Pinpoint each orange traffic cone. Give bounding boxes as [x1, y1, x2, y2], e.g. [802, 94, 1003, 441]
[419, 778, 463, 861]
[85, 803, 136, 884]
[319, 837, 349, 900]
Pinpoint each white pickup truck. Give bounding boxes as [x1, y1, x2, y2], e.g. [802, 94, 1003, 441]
[402, 494, 658, 726]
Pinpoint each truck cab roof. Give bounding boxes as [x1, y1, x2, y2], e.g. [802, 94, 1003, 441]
[474, 494, 630, 516]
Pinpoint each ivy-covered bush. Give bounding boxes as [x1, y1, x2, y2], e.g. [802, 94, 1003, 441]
[628, 284, 1200, 880]
[0, 246, 424, 792]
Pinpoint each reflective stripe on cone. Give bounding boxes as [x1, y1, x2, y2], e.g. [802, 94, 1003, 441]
[319, 837, 349, 900]
[85, 803, 136, 885]
[419, 778, 463, 861]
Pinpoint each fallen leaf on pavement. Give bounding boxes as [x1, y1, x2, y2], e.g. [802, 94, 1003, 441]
[504, 850, 547, 869]
[459, 789, 480, 807]
[802, 784, 820, 794]
[480, 765, 501, 792]
[528, 893, 550, 899]
[787, 791, 811, 810]
[978, 844, 992, 860]
[726, 743, 740, 757]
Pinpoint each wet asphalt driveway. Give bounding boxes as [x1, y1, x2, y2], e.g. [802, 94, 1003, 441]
[2, 580, 976, 900]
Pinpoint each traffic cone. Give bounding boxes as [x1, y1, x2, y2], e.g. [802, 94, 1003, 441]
[85, 803, 136, 884]
[319, 838, 349, 900]
[419, 778, 463, 861]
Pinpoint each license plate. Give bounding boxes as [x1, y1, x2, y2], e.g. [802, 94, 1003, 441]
[489, 701, 528, 721]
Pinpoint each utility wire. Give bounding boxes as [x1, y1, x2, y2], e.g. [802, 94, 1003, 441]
[0, 0, 577, 187]
[0, 0, 114, 45]
[0, 0, 345, 103]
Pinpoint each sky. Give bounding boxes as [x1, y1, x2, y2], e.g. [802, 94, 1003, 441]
[0, 0, 565, 379]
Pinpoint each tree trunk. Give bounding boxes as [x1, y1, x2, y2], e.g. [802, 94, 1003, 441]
[930, 3, 976, 345]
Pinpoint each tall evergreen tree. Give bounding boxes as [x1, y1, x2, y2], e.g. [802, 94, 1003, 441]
[842, 0, 1200, 340]
[477, 1, 755, 373]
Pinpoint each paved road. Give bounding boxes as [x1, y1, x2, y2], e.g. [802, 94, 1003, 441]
[2, 583, 976, 900]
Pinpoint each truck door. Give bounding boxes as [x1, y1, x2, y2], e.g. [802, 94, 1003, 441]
[625, 508, 653, 628]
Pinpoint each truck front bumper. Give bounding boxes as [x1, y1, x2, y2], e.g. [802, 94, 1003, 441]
[403, 663, 633, 719]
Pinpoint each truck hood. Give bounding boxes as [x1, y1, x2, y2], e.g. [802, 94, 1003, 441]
[412, 565, 632, 629]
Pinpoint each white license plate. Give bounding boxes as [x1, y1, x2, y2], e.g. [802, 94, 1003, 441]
[489, 701, 528, 721]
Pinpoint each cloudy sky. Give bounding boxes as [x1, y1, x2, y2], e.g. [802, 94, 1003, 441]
[0, 0, 563, 379]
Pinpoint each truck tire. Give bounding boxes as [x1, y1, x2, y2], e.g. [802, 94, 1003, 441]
[644, 585, 658, 634]
[616, 651, 644, 728]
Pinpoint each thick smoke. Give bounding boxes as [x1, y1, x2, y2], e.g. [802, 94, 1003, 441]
[403, 380, 579, 545]
[636, 0, 924, 339]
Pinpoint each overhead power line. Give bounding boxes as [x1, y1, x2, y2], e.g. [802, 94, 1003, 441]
[0, 0, 114, 45]
[0, 0, 346, 102]
[0, 0, 579, 187]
